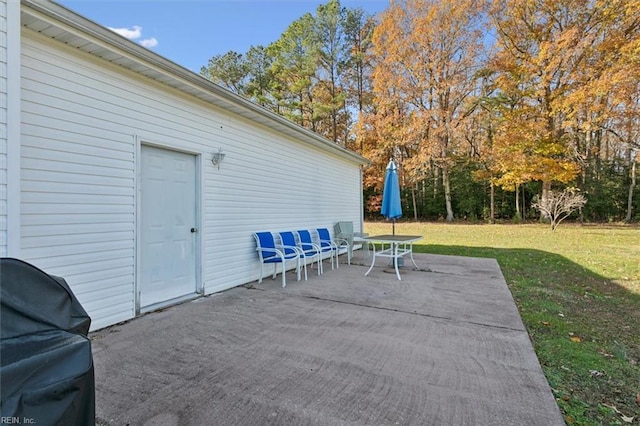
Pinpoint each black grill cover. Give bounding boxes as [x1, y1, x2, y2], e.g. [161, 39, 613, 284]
[1, 258, 95, 425]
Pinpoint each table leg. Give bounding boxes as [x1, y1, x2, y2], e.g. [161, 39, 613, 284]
[364, 242, 377, 276]
[393, 243, 402, 280]
[409, 243, 419, 270]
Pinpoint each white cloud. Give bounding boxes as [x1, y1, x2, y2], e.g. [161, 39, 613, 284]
[108, 26, 158, 49]
[140, 38, 158, 48]
[108, 25, 142, 40]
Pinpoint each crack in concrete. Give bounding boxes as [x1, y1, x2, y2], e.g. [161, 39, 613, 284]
[348, 261, 502, 280]
[298, 294, 525, 333]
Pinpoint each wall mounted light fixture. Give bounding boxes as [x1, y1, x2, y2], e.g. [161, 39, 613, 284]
[211, 147, 225, 170]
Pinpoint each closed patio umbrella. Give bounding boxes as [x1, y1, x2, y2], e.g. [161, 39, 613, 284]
[381, 159, 402, 235]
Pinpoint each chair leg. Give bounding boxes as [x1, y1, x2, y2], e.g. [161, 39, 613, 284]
[301, 255, 307, 281]
[258, 263, 263, 284]
[296, 257, 302, 281]
[280, 260, 287, 288]
[281, 265, 286, 288]
[304, 256, 308, 280]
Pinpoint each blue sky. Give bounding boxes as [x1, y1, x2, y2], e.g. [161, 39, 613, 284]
[57, 0, 390, 73]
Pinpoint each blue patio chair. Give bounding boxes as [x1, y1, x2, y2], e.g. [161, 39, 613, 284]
[296, 229, 323, 275]
[254, 231, 302, 288]
[278, 231, 308, 281]
[316, 227, 341, 269]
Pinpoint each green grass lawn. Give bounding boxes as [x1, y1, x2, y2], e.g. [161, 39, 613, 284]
[364, 222, 640, 425]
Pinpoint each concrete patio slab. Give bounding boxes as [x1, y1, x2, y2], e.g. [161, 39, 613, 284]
[91, 252, 564, 425]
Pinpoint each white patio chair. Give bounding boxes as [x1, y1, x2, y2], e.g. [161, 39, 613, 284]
[334, 221, 369, 264]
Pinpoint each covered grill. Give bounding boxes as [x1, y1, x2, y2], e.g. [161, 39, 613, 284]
[1, 258, 95, 425]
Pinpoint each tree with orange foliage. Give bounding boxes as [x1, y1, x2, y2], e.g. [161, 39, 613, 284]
[360, 0, 487, 221]
[487, 0, 640, 213]
[557, 0, 640, 222]
[488, 0, 594, 203]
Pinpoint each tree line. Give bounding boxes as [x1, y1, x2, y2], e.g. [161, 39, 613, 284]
[201, 0, 639, 223]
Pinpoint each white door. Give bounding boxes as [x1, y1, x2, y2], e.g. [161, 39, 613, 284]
[140, 145, 197, 308]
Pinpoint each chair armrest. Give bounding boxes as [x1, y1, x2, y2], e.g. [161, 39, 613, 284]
[277, 244, 304, 256]
[300, 242, 322, 252]
[318, 239, 338, 250]
[256, 246, 286, 258]
[335, 237, 350, 246]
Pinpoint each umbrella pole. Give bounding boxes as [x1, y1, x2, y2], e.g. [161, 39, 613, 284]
[392, 219, 395, 236]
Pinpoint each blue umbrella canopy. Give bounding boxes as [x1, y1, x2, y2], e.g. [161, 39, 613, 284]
[381, 160, 402, 234]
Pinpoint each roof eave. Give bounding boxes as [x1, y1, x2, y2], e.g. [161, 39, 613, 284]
[21, 0, 370, 166]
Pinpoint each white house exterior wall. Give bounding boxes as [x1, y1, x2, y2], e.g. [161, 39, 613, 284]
[0, 0, 7, 256]
[20, 31, 364, 331]
[3, 0, 21, 258]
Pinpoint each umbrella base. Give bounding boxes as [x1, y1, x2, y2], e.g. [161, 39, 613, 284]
[388, 257, 404, 268]
[383, 257, 405, 275]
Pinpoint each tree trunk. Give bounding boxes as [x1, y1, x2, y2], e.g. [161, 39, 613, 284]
[443, 167, 454, 221]
[626, 156, 637, 223]
[540, 181, 552, 220]
[490, 181, 495, 224]
[412, 186, 418, 221]
[522, 184, 526, 219]
[433, 164, 439, 199]
[515, 184, 520, 217]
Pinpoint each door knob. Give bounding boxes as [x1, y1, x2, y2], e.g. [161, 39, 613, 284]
[190, 228, 197, 233]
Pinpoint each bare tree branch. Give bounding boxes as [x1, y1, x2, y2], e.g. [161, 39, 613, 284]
[533, 188, 587, 231]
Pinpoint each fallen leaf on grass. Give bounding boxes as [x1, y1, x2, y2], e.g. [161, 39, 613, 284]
[570, 336, 582, 343]
[603, 404, 635, 423]
[589, 370, 603, 377]
[541, 321, 551, 326]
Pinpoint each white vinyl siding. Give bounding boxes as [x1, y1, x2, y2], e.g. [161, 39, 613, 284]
[0, 0, 7, 256]
[21, 35, 137, 330]
[203, 109, 362, 292]
[21, 31, 363, 330]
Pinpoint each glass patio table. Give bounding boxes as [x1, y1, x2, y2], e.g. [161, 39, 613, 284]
[362, 235, 422, 280]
